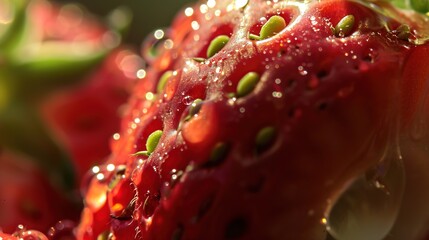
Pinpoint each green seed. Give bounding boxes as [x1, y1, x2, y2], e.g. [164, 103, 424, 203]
[133, 150, 149, 156]
[207, 35, 230, 58]
[260, 16, 287, 40]
[205, 142, 230, 167]
[255, 126, 277, 153]
[157, 71, 173, 93]
[248, 33, 261, 41]
[192, 57, 206, 62]
[146, 130, 163, 155]
[396, 24, 411, 41]
[236, 72, 260, 98]
[185, 99, 203, 121]
[189, 98, 203, 116]
[334, 15, 355, 37]
[97, 231, 112, 240]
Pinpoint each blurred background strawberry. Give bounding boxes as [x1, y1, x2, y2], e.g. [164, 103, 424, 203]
[0, 0, 144, 234]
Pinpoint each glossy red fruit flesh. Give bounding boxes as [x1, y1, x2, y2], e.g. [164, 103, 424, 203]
[77, 0, 429, 239]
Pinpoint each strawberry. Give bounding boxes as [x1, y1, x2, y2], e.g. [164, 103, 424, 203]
[39, 49, 139, 181]
[73, 0, 429, 239]
[74, 0, 429, 239]
[0, 0, 139, 235]
[0, 150, 79, 234]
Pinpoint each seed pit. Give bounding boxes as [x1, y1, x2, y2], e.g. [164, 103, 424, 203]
[225, 217, 248, 239]
[245, 176, 266, 193]
[171, 225, 184, 240]
[317, 101, 329, 110]
[192, 196, 214, 222]
[362, 55, 373, 63]
[143, 191, 161, 218]
[316, 70, 329, 79]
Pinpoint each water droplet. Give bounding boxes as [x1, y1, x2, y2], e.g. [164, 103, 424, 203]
[298, 66, 308, 76]
[200, 4, 209, 13]
[142, 28, 171, 63]
[327, 151, 405, 240]
[191, 20, 200, 30]
[107, 164, 116, 172]
[92, 166, 101, 174]
[272, 91, 283, 98]
[182, 96, 193, 105]
[234, 0, 249, 8]
[184, 7, 194, 17]
[113, 133, 121, 141]
[136, 69, 147, 79]
[207, 0, 217, 8]
[47, 220, 76, 239]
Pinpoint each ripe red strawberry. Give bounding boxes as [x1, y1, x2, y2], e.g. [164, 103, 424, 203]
[39, 49, 139, 181]
[0, 0, 139, 235]
[0, 150, 79, 234]
[74, 0, 429, 239]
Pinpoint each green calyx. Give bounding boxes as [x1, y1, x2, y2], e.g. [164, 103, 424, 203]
[236, 72, 260, 98]
[260, 16, 287, 40]
[157, 71, 173, 93]
[207, 35, 230, 58]
[334, 15, 355, 37]
[255, 126, 277, 153]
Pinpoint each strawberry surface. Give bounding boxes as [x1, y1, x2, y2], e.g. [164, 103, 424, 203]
[74, 0, 429, 239]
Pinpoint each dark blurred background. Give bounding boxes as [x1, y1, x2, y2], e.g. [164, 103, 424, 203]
[54, 0, 195, 46]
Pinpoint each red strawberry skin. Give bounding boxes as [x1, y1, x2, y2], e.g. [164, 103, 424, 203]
[75, 0, 429, 239]
[0, 150, 78, 234]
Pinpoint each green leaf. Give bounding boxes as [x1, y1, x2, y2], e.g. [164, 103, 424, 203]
[8, 41, 108, 98]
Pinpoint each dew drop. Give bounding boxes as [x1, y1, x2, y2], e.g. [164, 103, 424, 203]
[182, 96, 194, 105]
[142, 28, 171, 63]
[327, 151, 405, 240]
[184, 7, 194, 17]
